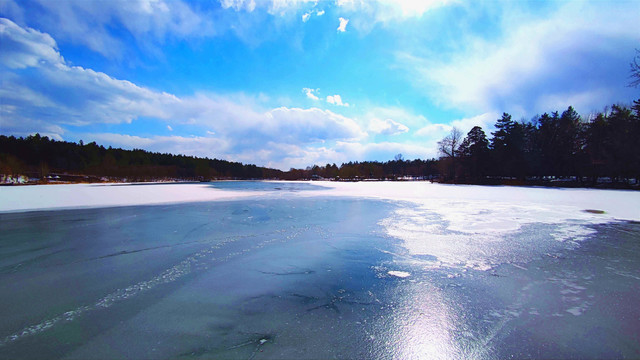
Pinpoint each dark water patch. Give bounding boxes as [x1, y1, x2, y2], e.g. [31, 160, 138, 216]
[0, 197, 398, 359]
[583, 209, 606, 214]
[434, 221, 640, 359]
[259, 269, 315, 276]
[3, 194, 638, 359]
[92, 182, 202, 187]
[208, 180, 328, 192]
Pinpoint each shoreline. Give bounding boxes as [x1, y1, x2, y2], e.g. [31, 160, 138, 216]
[2, 181, 639, 226]
[2, 177, 638, 192]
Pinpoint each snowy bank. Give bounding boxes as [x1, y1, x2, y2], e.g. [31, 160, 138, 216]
[1, 181, 637, 227]
[0, 183, 263, 213]
[302, 181, 640, 270]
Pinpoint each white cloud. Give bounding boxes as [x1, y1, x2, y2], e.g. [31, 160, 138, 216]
[0, 18, 62, 68]
[337, 17, 349, 32]
[245, 139, 435, 170]
[414, 123, 450, 138]
[84, 133, 231, 159]
[334, 0, 455, 30]
[368, 118, 409, 136]
[6, 0, 212, 58]
[326, 94, 349, 107]
[305, 89, 351, 107]
[534, 90, 612, 117]
[401, 2, 640, 115]
[267, 0, 318, 15]
[364, 106, 428, 129]
[264, 107, 364, 143]
[302, 8, 324, 22]
[334, 141, 433, 163]
[0, 18, 181, 128]
[303, 87, 319, 100]
[220, 0, 256, 12]
[373, 0, 453, 20]
[450, 112, 499, 134]
[414, 112, 499, 146]
[0, 19, 367, 168]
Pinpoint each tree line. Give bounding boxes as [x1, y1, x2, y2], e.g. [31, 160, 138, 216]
[437, 100, 640, 187]
[0, 134, 282, 182]
[280, 157, 439, 181]
[0, 133, 440, 183]
[1, 100, 638, 188]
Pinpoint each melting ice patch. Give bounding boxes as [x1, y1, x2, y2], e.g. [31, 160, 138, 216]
[0, 229, 298, 347]
[550, 223, 597, 242]
[380, 199, 602, 271]
[388, 270, 411, 278]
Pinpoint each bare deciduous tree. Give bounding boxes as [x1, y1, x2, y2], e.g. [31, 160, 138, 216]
[630, 48, 640, 88]
[437, 127, 463, 181]
[438, 127, 463, 159]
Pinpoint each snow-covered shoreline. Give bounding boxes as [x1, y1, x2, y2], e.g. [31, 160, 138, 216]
[1, 181, 639, 358]
[305, 181, 640, 221]
[1, 181, 638, 221]
[301, 181, 640, 267]
[0, 182, 265, 213]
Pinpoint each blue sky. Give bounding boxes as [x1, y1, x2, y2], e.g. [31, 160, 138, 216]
[1, 0, 638, 169]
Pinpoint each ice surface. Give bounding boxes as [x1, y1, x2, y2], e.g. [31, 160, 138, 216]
[2, 181, 638, 224]
[306, 182, 639, 271]
[387, 270, 411, 278]
[0, 181, 639, 359]
[2, 180, 637, 275]
[0, 182, 265, 213]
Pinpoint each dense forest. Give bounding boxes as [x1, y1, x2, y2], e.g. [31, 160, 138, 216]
[0, 133, 437, 183]
[0, 100, 638, 188]
[0, 135, 283, 182]
[284, 100, 640, 188]
[436, 100, 640, 187]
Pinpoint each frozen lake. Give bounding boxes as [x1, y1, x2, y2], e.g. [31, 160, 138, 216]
[0, 181, 639, 359]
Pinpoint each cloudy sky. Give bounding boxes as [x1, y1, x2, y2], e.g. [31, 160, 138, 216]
[1, 0, 638, 169]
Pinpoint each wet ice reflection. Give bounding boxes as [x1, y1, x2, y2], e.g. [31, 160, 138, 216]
[386, 282, 463, 359]
[0, 188, 639, 359]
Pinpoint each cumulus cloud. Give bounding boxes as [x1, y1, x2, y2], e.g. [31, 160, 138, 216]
[335, 0, 454, 30]
[368, 118, 409, 136]
[364, 106, 428, 129]
[449, 112, 499, 134]
[302, 87, 319, 100]
[84, 133, 231, 159]
[414, 123, 451, 138]
[377, 0, 453, 18]
[0, 18, 366, 169]
[262, 107, 364, 143]
[334, 140, 433, 163]
[0, 17, 62, 68]
[267, 0, 318, 15]
[305, 88, 351, 107]
[414, 112, 499, 146]
[337, 17, 349, 32]
[3, 0, 211, 58]
[326, 94, 349, 107]
[220, 0, 256, 12]
[221, 0, 453, 23]
[0, 18, 182, 129]
[79, 133, 367, 171]
[302, 9, 324, 22]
